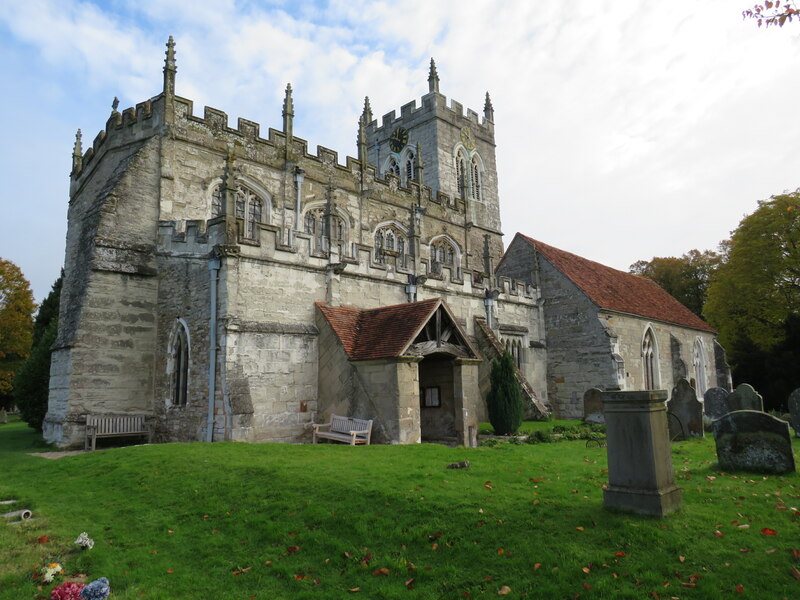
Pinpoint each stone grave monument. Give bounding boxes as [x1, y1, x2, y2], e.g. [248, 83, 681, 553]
[583, 388, 604, 425]
[728, 383, 764, 412]
[713, 411, 796, 474]
[703, 387, 730, 420]
[601, 390, 682, 517]
[788, 387, 800, 437]
[667, 378, 703, 439]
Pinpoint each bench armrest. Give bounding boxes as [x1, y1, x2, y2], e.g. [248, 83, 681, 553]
[312, 423, 331, 432]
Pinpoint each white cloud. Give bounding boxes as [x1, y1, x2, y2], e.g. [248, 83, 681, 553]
[1, 0, 799, 301]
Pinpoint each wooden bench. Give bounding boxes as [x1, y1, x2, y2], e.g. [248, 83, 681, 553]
[85, 414, 152, 451]
[312, 415, 373, 445]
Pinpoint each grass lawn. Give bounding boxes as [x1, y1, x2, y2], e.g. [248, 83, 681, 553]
[1, 418, 799, 600]
[479, 420, 584, 435]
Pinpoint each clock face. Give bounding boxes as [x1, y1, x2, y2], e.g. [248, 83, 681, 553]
[460, 126, 476, 151]
[388, 127, 409, 153]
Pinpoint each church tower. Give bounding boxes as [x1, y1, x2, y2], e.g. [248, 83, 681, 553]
[363, 60, 503, 272]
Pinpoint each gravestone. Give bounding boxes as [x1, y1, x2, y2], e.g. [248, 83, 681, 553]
[601, 390, 682, 517]
[0, 409, 6, 424]
[583, 388, 604, 425]
[727, 383, 764, 412]
[788, 387, 800, 437]
[713, 411, 796, 474]
[667, 378, 703, 439]
[703, 387, 730, 420]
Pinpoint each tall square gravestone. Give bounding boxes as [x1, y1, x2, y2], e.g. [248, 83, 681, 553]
[788, 387, 800, 438]
[601, 390, 682, 517]
[728, 383, 764, 412]
[667, 378, 703, 439]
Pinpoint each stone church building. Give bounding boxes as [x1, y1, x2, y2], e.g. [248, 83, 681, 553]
[43, 38, 728, 447]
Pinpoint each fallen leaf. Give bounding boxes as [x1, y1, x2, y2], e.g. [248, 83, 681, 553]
[37, 536, 49, 544]
[736, 584, 744, 593]
[576, 526, 585, 532]
[168, 530, 175, 534]
[791, 566, 800, 581]
[678, 556, 685, 563]
[583, 583, 592, 590]
[761, 528, 778, 536]
[739, 548, 750, 553]
[166, 569, 174, 574]
[211, 529, 219, 534]
[373, 568, 390, 576]
[680, 582, 696, 588]
[150, 550, 158, 555]
[615, 552, 626, 558]
[498, 585, 511, 595]
[348, 587, 361, 592]
[287, 546, 300, 554]
[405, 578, 415, 588]
[533, 563, 542, 570]
[791, 549, 800, 561]
[264, 561, 272, 566]
[431, 543, 438, 550]
[714, 530, 725, 537]
[737, 524, 750, 530]
[497, 548, 505, 555]
[343, 552, 352, 559]
[581, 567, 591, 574]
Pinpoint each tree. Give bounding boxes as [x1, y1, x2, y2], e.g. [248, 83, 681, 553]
[14, 275, 62, 430]
[0, 258, 35, 411]
[705, 191, 800, 410]
[630, 249, 721, 318]
[743, 1, 799, 27]
[486, 350, 523, 435]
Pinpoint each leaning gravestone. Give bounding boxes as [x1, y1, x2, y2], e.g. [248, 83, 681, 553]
[727, 383, 764, 412]
[703, 387, 730, 420]
[583, 388, 604, 425]
[667, 378, 703, 439]
[713, 411, 796, 474]
[788, 387, 800, 437]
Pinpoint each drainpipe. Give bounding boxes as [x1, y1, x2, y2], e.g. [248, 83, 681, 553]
[294, 167, 305, 229]
[206, 257, 220, 442]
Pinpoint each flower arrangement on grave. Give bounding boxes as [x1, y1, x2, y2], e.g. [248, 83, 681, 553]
[41, 563, 63, 583]
[50, 581, 86, 600]
[73, 532, 94, 550]
[79, 577, 111, 600]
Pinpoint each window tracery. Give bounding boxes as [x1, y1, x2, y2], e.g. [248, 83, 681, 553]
[374, 224, 408, 266]
[405, 150, 415, 182]
[169, 321, 189, 407]
[430, 238, 458, 266]
[211, 183, 265, 239]
[642, 328, 658, 390]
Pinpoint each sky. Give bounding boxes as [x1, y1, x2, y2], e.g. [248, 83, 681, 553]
[1, 0, 799, 303]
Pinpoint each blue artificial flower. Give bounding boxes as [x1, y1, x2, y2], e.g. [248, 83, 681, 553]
[80, 577, 111, 600]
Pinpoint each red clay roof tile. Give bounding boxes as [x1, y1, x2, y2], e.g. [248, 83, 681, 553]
[316, 298, 442, 360]
[518, 235, 714, 332]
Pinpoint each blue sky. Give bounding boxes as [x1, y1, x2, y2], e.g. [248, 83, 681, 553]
[1, 0, 799, 303]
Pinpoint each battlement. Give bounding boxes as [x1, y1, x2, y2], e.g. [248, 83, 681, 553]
[368, 91, 493, 139]
[156, 217, 534, 304]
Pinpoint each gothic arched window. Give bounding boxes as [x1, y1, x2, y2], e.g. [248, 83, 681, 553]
[386, 230, 395, 251]
[455, 151, 467, 197]
[693, 338, 707, 396]
[386, 157, 400, 178]
[170, 321, 190, 407]
[642, 328, 658, 391]
[211, 187, 223, 217]
[305, 211, 316, 234]
[405, 150, 415, 183]
[470, 156, 482, 201]
[247, 198, 262, 238]
[430, 238, 459, 269]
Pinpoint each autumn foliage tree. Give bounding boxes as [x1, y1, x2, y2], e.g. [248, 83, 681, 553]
[486, 351, 523, 435]
[0, 258, 35, 411]
[629, 249, 721, 318]
[14, 275, 61, 430]
[705, 191, 800, 409]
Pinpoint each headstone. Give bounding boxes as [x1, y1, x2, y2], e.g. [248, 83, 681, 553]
[713, 410, 796, 474]
[0, 409, 6, 424]
[667, 378, 703, 439]
[601, 390, 682, 517]
[703, 387, 730, 420]
[727, 383, 764, 412]
[583, 388, 604, 425]
[788, 387, 800, 437]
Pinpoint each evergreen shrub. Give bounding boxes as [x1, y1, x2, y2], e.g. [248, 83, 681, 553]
[486, 351, 523, 435]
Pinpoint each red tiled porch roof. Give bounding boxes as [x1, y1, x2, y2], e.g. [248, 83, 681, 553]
[316, 298, 442, 361]
[516, 234, 715, 332]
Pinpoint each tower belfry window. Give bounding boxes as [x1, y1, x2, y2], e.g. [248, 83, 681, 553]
[386, 157, 400, 178]
[471, 156, 482, 200]
[406, 150, 415, 182]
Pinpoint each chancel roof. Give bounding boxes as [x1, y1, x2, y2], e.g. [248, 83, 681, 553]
[516, 234, 715, 333]
[316, 298, 479, 361]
